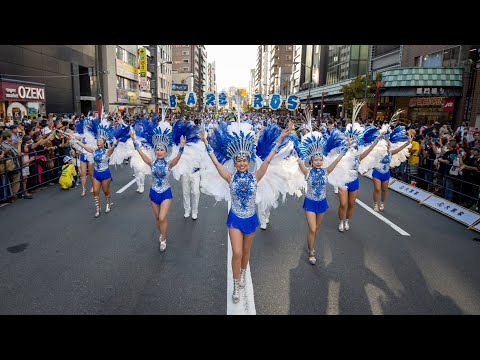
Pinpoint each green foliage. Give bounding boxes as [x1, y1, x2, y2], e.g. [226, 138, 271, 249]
[341, 73, 382, 117]
[176, 93, 186, 113]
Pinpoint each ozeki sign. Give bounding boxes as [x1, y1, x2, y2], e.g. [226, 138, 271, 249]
[422, 195, 480, 226]
[0, 81, 46, 102]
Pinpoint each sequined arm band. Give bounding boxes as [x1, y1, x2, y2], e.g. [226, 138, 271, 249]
[272, 142, 280, 153]
[205, 143, 213, 154]
[134, 141, 140, 150]
[179, 146, 185, 154]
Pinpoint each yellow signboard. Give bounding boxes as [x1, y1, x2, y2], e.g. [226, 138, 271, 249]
[138, 47, 147, 91]
[238, 88, 247, 97]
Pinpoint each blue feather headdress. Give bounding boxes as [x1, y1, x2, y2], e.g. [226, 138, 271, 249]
[208, 122, 256, 164]
[388, 125, 408, 144]
[87, 118, 114, 142]
[295, 131, 327, 161]
[360, 125, 380, 146]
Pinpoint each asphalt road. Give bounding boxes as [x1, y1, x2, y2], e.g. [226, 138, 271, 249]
[0, 165, 479, 314]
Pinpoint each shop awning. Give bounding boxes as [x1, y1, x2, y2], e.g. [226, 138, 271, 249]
[381, 67, 463, 87]
[379, 87, 463, 97]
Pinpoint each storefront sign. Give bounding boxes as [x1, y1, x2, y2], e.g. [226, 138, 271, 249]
[139, 91, 151, 99]
[117, 89, 128, 102]
[116, 59, 139, 81]
[0, 81, 46, 102]
[422, 195, 480, 226]
[128, 92, 137, 104]
[138, 47, 147, 91]
[172, 83, 188, 92]
[389, 180, 431, 202]
[443, 97, 454, 111]
[412, 97, 445, 107]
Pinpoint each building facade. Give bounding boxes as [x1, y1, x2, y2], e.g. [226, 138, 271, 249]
[172, 45, 206, 107]
[0, 45, 98, 118]
[269, 45, 294, 96]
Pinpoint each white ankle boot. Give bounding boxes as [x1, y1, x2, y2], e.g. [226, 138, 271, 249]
[239, 268, 247, 288]
[232, 278, 240, 303]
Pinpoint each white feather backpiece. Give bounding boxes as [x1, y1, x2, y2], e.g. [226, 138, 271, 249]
[323, 148, 358, 188]
[171, 141, 205, 180]
[357, 139, 388, 174]
[390, 142, 412, 168]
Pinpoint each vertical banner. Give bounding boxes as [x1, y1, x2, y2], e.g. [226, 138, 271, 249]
[218, 92, 228, 107]
[138, 47, 148, 91]
[286, 95, 300, 111]
[253, 93, 264, 110]
[269, 93, 281, 110]
[205, 92, 216, 108]
[169, 94, 177, 109]
[186, 92, 197, 107]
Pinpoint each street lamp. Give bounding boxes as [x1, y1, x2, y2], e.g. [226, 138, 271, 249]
[293, 62, 315, 108]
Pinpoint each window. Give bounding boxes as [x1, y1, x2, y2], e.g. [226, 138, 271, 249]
[183, 59, 189, 63]
[286, 55, 292, 61]
[182, 51, 189, 56]
[286, 45, 293, 51]
[414, 56, 421, 67]
[183, 67, 189, 72]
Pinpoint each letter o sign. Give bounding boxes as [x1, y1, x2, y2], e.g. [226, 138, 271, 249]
[18, 86, 26, 99]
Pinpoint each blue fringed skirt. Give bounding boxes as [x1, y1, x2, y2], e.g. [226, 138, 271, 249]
[93, 169, 112, 181]
[303, 197, 329, 214]
[372, 169, 390, 182]
[149, 187, 173, 205]
[226, 209, 259, 234]
[345, 177, 359, 192]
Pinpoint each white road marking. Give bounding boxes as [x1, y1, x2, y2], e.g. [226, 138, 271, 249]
[355, 199, 411, 236]
[0, 203, 9, 208]
[326, 280, 340, 315]
[116, 179, 136, 194]
[226, 201, 256, 315]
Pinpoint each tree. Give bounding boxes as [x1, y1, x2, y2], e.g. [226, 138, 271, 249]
[341, 73, 382, 117]
[176, 93, 186, 113]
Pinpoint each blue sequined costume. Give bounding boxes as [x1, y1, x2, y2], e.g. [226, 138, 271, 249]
[226, 170, 259, 234]
[372, 150, 391, 182]
[149, 158, 173, 205]
[93, 148, 112, 181]
[345, 153, 360, 192]
[303, 168, 329, 214]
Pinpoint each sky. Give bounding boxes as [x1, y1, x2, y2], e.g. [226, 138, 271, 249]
[205, 45, 258, 92]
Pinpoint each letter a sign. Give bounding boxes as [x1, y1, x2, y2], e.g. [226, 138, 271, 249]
[186, 92, 197, 107]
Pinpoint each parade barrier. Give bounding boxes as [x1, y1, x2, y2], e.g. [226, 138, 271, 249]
[361, 170, 480, 232]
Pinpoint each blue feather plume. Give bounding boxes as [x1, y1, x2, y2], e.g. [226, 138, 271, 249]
[208, 121, 230, 164]
[360, 125, 380, 145]
[324, 128, 346, 155]
[389, 125, 408, 143]
[172, 120, 200, 145]
[75, 118, 84, 135]
[256, 124, 281, 160]
[114, 123, 131, 143]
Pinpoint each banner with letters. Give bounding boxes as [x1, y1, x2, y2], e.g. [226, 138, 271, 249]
[253, 93, 263, 110]
[388, 180, 431, 202]
[286, 95, 300, 111]
[186, 92, 197, 108]
[169, 94, 177, 109]
[421, 195, 480, 226]
[269, 94, 281, 110]
[205, 92, 216, 108]
[217, 92, 228, 107]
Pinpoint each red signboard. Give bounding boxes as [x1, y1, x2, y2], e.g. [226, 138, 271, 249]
[443, 97, 454, 111]
[0, 81, 46, 102]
